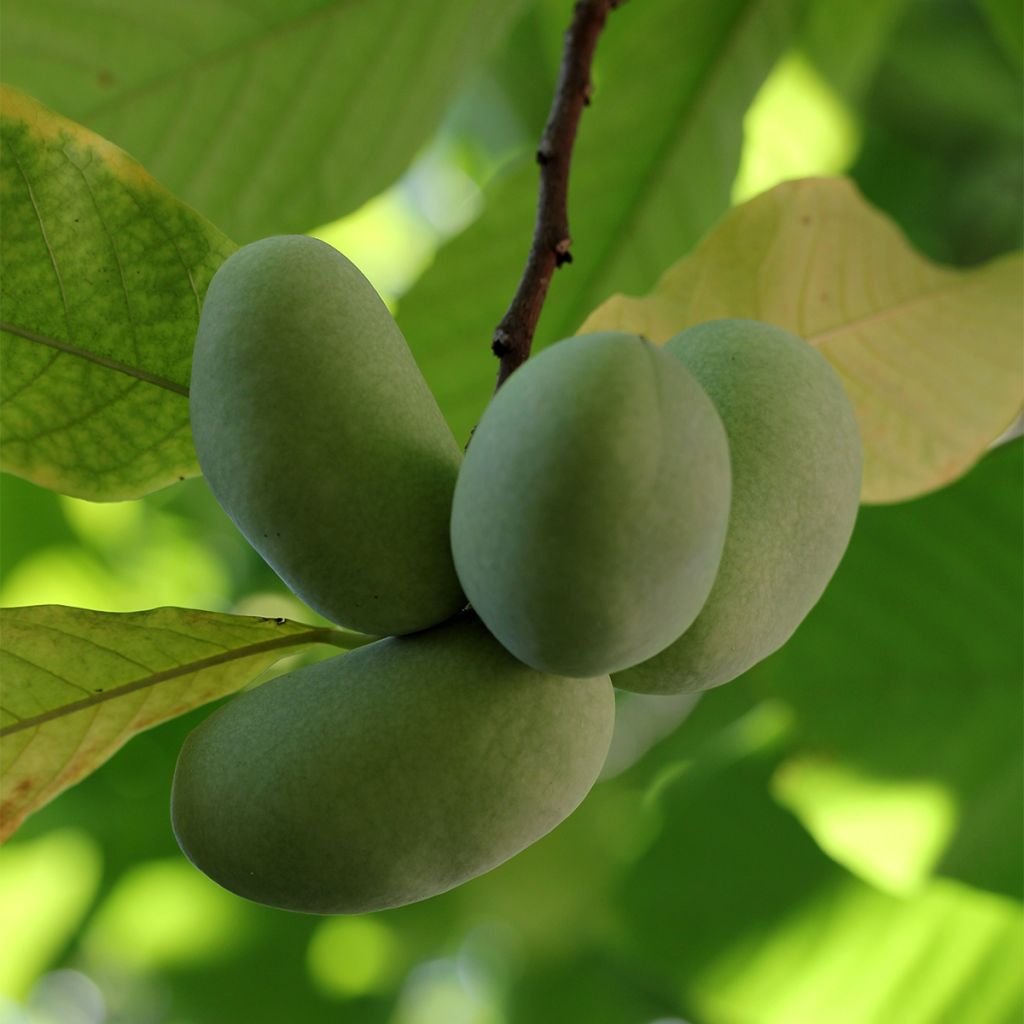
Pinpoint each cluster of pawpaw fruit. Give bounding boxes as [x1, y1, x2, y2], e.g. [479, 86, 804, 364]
[172, 234, 863, 914]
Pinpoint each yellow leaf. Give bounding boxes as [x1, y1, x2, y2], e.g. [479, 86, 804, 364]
[580, 177, 1023, 503]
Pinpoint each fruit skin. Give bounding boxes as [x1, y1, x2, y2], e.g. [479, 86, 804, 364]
[450, 332, 732, 678]
[614, 319, 863, 695]
[170, 614, 614, 915]
[190, 234, 464, 636]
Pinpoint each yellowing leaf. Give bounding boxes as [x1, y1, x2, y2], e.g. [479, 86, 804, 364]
[580, 177, 1023, 503]
[0, 605, 370, 841]
[0, 86, 236, 500]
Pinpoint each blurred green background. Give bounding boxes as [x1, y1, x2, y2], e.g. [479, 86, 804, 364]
[1, 0, 1021, 1021]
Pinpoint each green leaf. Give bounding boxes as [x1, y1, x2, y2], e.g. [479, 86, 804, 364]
[581, 177, 1023, 503]
[398, 0, 807, 444]
[800, 0, 912, 101]
[0, 86, 236, 501]
[977, 0, 1024, 72]
[0, 0, 528, 242]
[0, 605, 371, 842]
[871, 1, 1022, 148]
[760, 441, 1023, 900]
[616, 745, 1024, 1024]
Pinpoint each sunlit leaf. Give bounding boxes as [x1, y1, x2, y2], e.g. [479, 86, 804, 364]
[0, 605, 370, 841]
[81, 858, 248, 970]
[0, 829, 101, 999]
[772, 757, 958, 895]
[731, 51, 860, 203]
[580, 177, 1023, 503]
[0, 0, 528, 242]
[613, 740, 1024, 1024]
[0, 86, 235, 501]
[398, 0, 806, 444]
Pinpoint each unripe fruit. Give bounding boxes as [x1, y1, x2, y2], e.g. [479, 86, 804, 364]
[450, 332, 732, 678]
[171, 614, 614, 914]
[615, 319, 862, 695]
[190, 235, 464, 636]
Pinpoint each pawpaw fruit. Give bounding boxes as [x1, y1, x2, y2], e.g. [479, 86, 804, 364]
[171, 614, 615, 914]
[450, 332, 731, 677]
[190, 235, 464, 635]
[615, 319, 862, 694]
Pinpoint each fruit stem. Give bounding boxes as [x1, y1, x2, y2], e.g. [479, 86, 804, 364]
[491, 0, 622, 390]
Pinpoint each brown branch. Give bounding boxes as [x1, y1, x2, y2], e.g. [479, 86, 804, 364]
[492, 0, 621, 389]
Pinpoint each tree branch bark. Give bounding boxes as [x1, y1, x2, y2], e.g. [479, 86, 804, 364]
[492, 0, 621, 389]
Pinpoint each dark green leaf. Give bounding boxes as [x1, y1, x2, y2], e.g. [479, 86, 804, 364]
[976, 0, 1024, 72]
[760, 442, 1023, 899]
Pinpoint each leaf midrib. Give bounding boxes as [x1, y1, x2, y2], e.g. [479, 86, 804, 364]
[0, 320, 190, 396]
[808, 257, 1020, 346]
[1, 625, 359, 736]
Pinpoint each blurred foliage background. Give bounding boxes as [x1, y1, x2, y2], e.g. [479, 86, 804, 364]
[1, 0, 1021, 1021]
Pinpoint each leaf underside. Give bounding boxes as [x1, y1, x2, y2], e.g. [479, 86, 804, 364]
[580, 177, 1024, 504]
[0, 0, 530, 241]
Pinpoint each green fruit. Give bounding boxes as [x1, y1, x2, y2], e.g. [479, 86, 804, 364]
[190, 235, 464, 636]
[614, 319, 863, 695]
[450, 332, 732, 678]
[171, 614, 614, 914]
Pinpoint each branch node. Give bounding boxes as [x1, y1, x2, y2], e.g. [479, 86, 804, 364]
[491, 329, 513, 357]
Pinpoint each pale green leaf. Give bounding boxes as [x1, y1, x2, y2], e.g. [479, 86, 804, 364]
[0, 86, 236, 501]
[399, 0, 807, 444]
[0, 605, 370, 841]
[0, 0, 528, 241]
[580, 177, 1023, 503]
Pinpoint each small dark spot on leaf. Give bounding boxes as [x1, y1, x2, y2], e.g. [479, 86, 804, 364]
[801, 215, 812, 226]
[97, 69, 116, 88]
[274, 617, 286, 624]
[94, 688, 103, 693]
